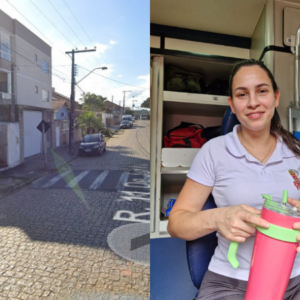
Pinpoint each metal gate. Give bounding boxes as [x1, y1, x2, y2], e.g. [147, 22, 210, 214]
[0, 124, 8, 168]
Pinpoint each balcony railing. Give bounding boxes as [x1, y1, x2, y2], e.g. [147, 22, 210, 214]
[0, 92, 12, 100]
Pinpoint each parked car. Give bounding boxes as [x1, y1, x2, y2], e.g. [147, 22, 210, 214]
[122, 115, 133, 127]
[79, 133, 106, 156]
[132, 116, 135, 122]
[119, 120, 131, 129]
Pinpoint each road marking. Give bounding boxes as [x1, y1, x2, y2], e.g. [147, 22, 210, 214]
[65, 170, 90, 188]
[89, 170, 109, 190]
[116, 172, 130, 191]
[107, 223, 150, 266]
[41, 170, 71, 188]
[130, 233, 150, 251]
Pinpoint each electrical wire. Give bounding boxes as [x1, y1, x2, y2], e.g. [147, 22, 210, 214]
[47, 0, 97, 70]
[28, 0, 77, 49]
[9, 42, 70, 78]
[61, 0, 108, 66]
[1, 42, 69, 82]
[5, 0, 72, 75]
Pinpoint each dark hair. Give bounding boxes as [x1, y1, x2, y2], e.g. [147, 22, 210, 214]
[229, 59, 300, 156]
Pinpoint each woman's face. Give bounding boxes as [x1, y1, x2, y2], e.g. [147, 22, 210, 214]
[228, 65, 280, 133]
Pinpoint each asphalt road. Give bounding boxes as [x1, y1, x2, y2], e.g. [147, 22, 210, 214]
[0, 120, 150, 300]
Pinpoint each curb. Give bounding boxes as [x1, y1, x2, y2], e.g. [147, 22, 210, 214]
[0, 153, 79, 199]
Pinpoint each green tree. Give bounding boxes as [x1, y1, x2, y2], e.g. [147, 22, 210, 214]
[76, 110, 104, 136]
[124, 108, 133, 115]
[80, 93, 107, 112]
[141, 97, 150, 109]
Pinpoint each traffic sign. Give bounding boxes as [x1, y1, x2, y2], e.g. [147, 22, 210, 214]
[37, 120, 51, 133]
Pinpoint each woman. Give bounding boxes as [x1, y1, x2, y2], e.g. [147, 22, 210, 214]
[167, 59, 300, 299]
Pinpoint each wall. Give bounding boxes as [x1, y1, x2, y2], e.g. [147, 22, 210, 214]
[101, 113, 113, 126]
[6, 122, 20, 168]
[55, 106, 69, 120]
[15, 35, 52, 109]
[274, 0, 300, 130]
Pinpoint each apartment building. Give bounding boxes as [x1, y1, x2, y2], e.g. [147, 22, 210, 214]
[0, 9, 52, 169]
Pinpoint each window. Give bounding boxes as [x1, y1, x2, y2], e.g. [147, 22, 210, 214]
[61, 112, 65, 117]
[42, 89, 49, 102]
[0, 29, 11, 61]
[0, 70, 12, 99]
[41, 60, 49, 74]
[35, 86, 38, 93]
[33, 54, 37, 62]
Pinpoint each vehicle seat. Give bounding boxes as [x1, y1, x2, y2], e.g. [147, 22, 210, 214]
[186, 106, 240, 293]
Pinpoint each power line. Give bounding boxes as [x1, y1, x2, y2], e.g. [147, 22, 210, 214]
[47, 0, 97, 70]
[5, 0, 71, 75]
[2, 42, 69, 82]
[28, 0, 77, 49]
[61, 0, 108, 66]
[11, 42, 70, 78]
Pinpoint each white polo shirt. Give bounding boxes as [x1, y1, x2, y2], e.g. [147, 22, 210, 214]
[187, 124, 300, 281]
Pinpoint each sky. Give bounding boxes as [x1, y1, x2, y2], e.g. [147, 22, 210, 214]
[1, 0, 150, 109]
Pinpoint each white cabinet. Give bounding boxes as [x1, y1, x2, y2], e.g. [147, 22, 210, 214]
[150, 53, 242, 238]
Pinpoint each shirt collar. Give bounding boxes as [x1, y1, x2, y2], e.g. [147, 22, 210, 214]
[225, 125, 295, 163]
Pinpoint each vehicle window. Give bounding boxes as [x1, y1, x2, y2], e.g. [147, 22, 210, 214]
[83, 135, 99, 142]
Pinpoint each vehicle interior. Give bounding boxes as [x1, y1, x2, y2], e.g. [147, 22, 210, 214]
[150, 0, 300, 299]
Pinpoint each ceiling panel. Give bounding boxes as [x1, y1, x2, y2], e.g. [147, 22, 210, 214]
[150, 0, 267, 38]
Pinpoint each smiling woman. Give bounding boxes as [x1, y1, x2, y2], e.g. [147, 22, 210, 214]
[167, 59, 300, 300]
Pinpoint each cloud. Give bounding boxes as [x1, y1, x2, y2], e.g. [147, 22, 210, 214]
[117, 74, 122, 78]
[109, 40, 118, 45]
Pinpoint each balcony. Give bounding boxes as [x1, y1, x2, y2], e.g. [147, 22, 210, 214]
[0, 92, 12, 100]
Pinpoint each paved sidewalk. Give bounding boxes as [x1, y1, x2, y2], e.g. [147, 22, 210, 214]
[0, 142, 80, 199]
[0, 126, 120, 199]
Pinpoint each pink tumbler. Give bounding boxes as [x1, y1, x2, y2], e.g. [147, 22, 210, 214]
[228, 191, 300, 300]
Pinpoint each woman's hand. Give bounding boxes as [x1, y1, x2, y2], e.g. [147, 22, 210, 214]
[213, 204, 269, 243]
[287, 197, 300, 252]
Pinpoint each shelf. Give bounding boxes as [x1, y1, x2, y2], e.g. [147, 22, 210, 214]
[159, 220, 168, 233]
[163, 92, 228, 117]
[161, 148, 199, 168]
[161, 167, 189, 174]
[164, 91, 228, 105]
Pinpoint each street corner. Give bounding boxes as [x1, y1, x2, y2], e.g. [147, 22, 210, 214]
[0, 176, 34, 198]
[107, 223, 150, 266]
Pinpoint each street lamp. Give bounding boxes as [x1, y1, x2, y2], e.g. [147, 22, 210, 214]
[76, 67, 107, 85]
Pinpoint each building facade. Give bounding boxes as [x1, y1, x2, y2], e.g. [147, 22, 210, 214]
[0, 9, 52, 169]
[52, 88, 83, 148]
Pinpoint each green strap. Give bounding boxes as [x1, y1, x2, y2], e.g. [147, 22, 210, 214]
[227, 242, 239, 268]
[228, 226, 300, 269]
[256, 223, 300, 242]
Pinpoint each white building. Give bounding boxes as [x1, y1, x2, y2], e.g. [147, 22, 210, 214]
[0, 9, 52, 169]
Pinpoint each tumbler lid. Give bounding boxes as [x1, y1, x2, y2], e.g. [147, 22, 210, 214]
[262, 191, 300, 218]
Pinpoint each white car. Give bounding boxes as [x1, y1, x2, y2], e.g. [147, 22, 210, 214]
[122, 116, 133, 127]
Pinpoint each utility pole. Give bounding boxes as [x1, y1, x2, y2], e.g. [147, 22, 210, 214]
[122, 90, 132, 115]
[65, 48, 96, 153]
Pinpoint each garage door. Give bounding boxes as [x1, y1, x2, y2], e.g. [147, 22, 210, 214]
[23, 110, 42, 158]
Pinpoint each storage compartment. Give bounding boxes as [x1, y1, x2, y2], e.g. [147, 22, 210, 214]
[161, 99, 227, 168]
[164, 54, 240, 96]
[151, 52, 243, 238]
[159, 173, 187, 232]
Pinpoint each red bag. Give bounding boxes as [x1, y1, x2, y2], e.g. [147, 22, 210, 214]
[164, 122, 207, 148]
